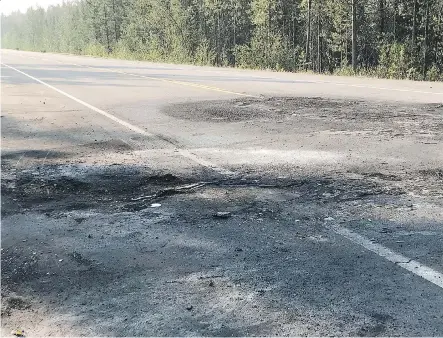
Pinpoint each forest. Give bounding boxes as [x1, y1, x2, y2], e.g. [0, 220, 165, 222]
[1, 0, 442, 81]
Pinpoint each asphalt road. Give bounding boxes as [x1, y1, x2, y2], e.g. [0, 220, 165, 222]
[1, 49, 443, 337]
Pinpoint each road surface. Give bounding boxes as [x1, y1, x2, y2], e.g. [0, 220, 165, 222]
[1, 49, 443, 336]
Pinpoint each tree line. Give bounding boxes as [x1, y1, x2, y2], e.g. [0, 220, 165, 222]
[2, 0, 442, 80]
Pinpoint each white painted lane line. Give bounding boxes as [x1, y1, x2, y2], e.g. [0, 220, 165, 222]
[15, 152, 27, 168]
[1, 63, 151, 136]
[1, 62, 234, 176]
[331, 225, 443, 289]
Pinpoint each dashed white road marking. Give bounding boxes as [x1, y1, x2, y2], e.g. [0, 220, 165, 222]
[1, 62, 234, 175]
[331, 225, 443, 289]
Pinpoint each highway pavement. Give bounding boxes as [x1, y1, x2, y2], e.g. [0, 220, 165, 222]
[1, 49, 443, 336]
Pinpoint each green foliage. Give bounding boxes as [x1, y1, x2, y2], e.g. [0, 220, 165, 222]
[378, 43, 409, 79]
[426, 65, 442, 82]
[84, 43, 108, 57]
[1, 0, 442, 81]
[194, 39, 216, 66]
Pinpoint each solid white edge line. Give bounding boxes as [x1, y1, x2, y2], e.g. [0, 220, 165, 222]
[331, 225, 443, 289]
[1, 63, 151, 136]
[1, 62, 234, 175]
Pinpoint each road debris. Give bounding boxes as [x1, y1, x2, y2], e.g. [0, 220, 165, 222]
[213, 211, 231, 218]
[131, 182, 207, 201]
[11, 329, 25, 337]
[380, 227, 393, 234]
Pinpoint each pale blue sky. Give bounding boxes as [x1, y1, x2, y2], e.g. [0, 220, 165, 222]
[1, 0, 65, 15]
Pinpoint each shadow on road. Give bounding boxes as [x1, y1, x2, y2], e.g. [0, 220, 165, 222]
[2, 152, 443, 336]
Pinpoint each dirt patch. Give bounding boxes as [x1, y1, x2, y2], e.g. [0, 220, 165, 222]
[1, 161, 409, 217]
[419, 168, 443, 180]
[1, 150, 69, 161]
[162, 97, 443, 136]
[1, 296, 31, 317]
[0, 163, 192, 214]
[360, 172, 403, 181]
[80, 139, 133, 152]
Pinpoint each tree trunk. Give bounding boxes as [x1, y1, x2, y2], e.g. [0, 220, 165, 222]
[423, 0, 429, 77]
[217, 9, 220, 66]
[233, 5, 236, 47]
[317, 10, 321, 72]
[393, 0, 397, 41]
[351, 0, 357, 71]
[292, 7, 296, 70]
[233, 1, 236, 66]
[412, 0, 418, 46]
[267, 1, 271, 68]
[112, 0, 119, 42]
[103, 4, 110, 52]
[438, 5, 442, 67]
[200, 0, 206, 38]
[292, 10, 296, 49]
[305, 0, 312, 70]
[379, 0, 384, 35]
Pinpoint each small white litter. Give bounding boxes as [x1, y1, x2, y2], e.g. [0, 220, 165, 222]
[150, 203, 162, 208]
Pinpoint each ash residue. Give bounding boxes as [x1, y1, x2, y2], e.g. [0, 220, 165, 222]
[162, 96, 443, 136]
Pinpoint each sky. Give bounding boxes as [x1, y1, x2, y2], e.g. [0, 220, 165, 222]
[1, 0, 65, 15]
